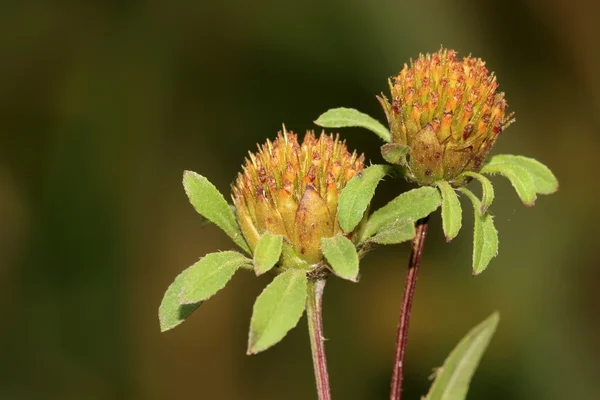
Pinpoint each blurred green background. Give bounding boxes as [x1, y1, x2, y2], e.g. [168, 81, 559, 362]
[1, 0, 598, 399]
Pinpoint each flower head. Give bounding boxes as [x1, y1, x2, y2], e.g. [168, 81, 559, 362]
[233, 129, 365, 266]
[378, 48, 514, 186]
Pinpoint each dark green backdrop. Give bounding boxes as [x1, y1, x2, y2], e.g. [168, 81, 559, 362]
[1, 1, 598, 399]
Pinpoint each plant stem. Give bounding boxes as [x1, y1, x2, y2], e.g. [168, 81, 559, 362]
[390, 217, 430, 400]
[307, 278, 332, 400]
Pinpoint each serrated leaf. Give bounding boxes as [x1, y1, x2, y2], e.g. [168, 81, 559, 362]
[480, 163, 536, 207]
[248, 269, 308, 354]
[321, 235, 360, 281]
[314, 107, 392, 142]
[159, 268, 202, 332]
[381, 143, 410, 165]
[459, 188, 499, 275]
[460, 171, 495, 214]
[253, 233, 284, 276]
[338, 164, 392, 233]
[179, 251, 252, 304]
[434, 181, 462, 242]
[183, 171, 250, 253]
[367, 217, 416, 245]
[424, 312, 500, 400]
[485, 154, 558, 195]
[361, 187, 441, 241]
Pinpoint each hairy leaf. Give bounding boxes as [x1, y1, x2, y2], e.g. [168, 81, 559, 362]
[159, 268, 201, 332]
[424, 312, 500, 400]
[361, 187, 441, 241]
[460, 171, 495, 214]
[248, 269, 308, 354]
[367, 217, 416, 245]
[434, 180, 462, 242]
[321, 235, 360, 281]
[338, 165, 391, 233]
[485, 154, 558, 195]
[179, 251, 252, 304]
[459, 188, 499, 275]
[480, 163, 536, 207]
[381, 143, 410, 165]
[253, 233, 284, 276]
[314, 107, 392, 142]
[183, 171, 250, 253]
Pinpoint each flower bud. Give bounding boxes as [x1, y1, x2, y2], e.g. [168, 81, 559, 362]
[233, 129, 365, 266]
[378, 48, 514, 186]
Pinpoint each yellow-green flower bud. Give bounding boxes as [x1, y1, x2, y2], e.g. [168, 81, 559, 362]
[232, 129, 365, 266]
[378, 48, 514, 186]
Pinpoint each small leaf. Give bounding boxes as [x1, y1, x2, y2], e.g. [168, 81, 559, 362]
[424, 312, 500, 400]
[459, 188, 499, 275]
[460, 171, 495, 214]
[361, 187, 441, 241]
[434, 181, 462, 242]
[321, 235, 360, 281]
[253, 233, 284, 276]
[179, 251, 252, 304]
[159, 268, 202, 332]
[367, 217, 416, 245]
[480, 163, 536, 207]
[485, 154, 558, 195]
[248, 269, 308, 354]
[381, 143, 410, 165]
[183, 171, 250, 253]
[314, 107, 392, 143]
[338, 165, 392, 233]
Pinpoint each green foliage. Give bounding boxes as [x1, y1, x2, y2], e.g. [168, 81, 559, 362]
[366, 217, 415, 245]
[183, 171, 250, 253]
[434, 181, 462, 242]
[381, 143, 410, 165]
[321, 235, 360, 281]
[459, 188, 499, 275]
[485, 154, 558, 195]
[248, 269, 308, 354]
[361, 187, 441, 241]
[338, 165, 392, 233]
[314, 107, 392, 143]
[158, 268, 202, 332]
[480, 163, 537, 207]
[179, 251, 252, 304]
[424, 312, 500, 400]
[253, 233, 284, 276]
[460, 171, 495, 214]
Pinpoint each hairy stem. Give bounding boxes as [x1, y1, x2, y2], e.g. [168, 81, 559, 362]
[307, 278, 332, 400]
[390, 217, 430, 400]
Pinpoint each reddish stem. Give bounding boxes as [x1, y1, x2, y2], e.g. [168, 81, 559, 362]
[307, 279, 331, 400]
[390, 218, 430, 400]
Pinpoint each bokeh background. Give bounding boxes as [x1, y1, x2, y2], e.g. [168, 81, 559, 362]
[1, 0, 599, 399]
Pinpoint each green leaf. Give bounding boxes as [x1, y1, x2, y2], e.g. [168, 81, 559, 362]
[485, 154, 558, 195]
[314, 107, 392, 143]
[434, 181, 462, 242]
[367, 217, 416, 245]
[361, 187, 441, 241]
[338, 164, 392, 233]
[159, 268, 202, 332]
[459, 188, 499, 275]
[183, 171, 250, 253]
[253, 233, 284, 276]
[480, 163, 536, 207]
[321, 235, 360, 281]
[424, 312, 500, 400]
[179, 251, 252, 304]
[381, 143, 410, 165]
[460, 171, 495, 214]
[248, 269, 308, 354]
